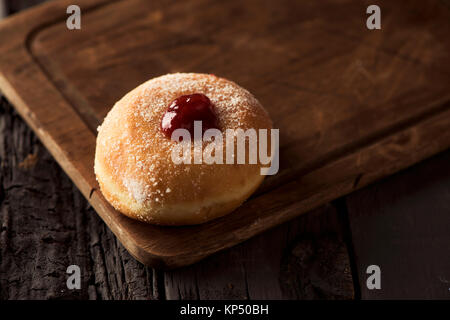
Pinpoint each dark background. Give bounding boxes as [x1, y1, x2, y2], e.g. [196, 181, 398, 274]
[0, 0, 449, 300]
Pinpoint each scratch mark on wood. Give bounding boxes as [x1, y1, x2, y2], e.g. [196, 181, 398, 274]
[89, 187, 96, 199]
[353, 173, 364, 190]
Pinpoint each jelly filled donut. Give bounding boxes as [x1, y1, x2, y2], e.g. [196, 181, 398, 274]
[94, 73, 273, 225]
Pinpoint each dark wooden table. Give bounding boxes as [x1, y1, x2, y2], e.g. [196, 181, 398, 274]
[0, 0, 449, 300]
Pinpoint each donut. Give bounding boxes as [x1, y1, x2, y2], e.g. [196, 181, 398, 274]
[94, 73, 273, 225]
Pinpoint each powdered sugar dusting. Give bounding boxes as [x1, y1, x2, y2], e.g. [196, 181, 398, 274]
[96, 73, 271, 210]
[123, 177, 146, 204]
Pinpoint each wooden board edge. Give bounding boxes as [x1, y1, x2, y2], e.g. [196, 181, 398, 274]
[146, 106, 450, 268]
[0, 0, 154, 266]
[0, 0, 449, 268]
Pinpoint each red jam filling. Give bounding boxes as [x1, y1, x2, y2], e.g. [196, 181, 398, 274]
[160, 93, 218, 139]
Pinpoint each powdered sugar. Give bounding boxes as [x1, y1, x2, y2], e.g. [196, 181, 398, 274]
[123, 177, 146, 204]
[96, 73, 270, 208]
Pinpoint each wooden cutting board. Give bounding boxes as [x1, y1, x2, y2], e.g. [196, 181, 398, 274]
[0, 0, 449, 268]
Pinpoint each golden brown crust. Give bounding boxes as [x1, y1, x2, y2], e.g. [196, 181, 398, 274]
[94, 73, 272, 225]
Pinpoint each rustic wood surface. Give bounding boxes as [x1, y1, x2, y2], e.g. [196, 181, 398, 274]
[346, 150, 450, 299]
[0, 0, 354, 299]
[1, 0, 450, 300]
[0, 95, 354, 299]
[0, 0, 449, 268]
[2, 90, 449, 299]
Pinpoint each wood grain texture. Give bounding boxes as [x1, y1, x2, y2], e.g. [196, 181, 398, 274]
[0, 95, 353, 299]
[346, 149, 450, 299]
[164, 204, 354, 300]
[1, 0, 355, 293]
[0, 97, 163, 299]
[0, 0, 449, 267]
